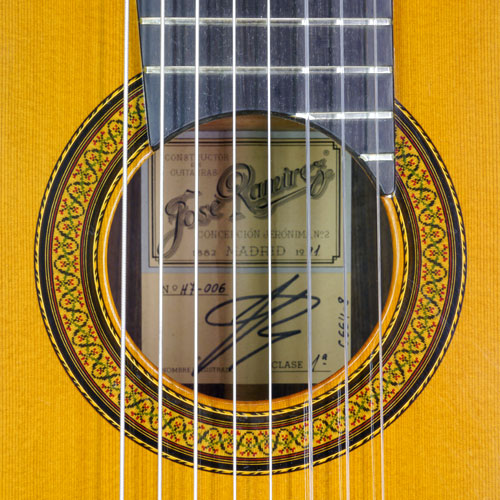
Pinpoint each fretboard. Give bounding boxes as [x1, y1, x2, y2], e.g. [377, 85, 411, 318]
[136, 0, 394, 194]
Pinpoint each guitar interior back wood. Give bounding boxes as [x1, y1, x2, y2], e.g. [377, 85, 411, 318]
[1, 1, 499, 498]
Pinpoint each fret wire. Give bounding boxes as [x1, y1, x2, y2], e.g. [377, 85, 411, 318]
[360, 153, 394, 162]
[140, 17, 392, 27]
[144, 66, 392, 75]
[295, 111, 393, 120]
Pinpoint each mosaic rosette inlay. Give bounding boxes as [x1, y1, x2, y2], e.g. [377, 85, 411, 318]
[35, 77, 466, 474]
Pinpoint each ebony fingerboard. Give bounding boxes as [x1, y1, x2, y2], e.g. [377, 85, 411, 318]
[136, 0, 394, 194]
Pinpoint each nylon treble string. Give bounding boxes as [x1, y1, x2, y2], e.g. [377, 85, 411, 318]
[193, 0, 200, 498]
[303, 0, 314, 498]
[119, 0, 130, 498]
[373, 0, 386, 497]
[339, 0, 351, 498]
[266, 0, 273, 498]
[156, 0, 166, 498]
[231, 0, 238, 497]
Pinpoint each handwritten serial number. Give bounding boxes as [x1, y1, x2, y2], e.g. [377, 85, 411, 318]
[162, 282, 227, 296]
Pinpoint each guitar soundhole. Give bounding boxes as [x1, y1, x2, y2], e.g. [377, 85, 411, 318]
[107, 114, 392, 401]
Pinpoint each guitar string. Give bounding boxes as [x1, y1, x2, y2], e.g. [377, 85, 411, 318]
[193, 0, 200, 498]
[368, 0, 385, 496]
[373, 0, 386, 497]
[335, 3, 344, 498]
[337, 0, 344, 473]
[339, 0, 351, 498]
[368, 11, 375, 498]
[119, 0, 130, 498]
[303, 0, 314, 499]
[266, 0, 273, 497]
[231, 0, 237, 497]
[157, 0, 166, 497]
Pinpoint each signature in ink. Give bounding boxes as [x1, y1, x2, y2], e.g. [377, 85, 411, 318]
[197, 274, 320, 373]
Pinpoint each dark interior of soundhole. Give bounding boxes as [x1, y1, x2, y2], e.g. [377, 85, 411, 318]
[107, 118, 392, 401]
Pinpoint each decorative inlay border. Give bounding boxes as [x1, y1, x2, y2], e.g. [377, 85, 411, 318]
[35, 77, 466, 474]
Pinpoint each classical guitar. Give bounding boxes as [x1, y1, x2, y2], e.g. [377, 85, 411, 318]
[1, 0, 499, 499]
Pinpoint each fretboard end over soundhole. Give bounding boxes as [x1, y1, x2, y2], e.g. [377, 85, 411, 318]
[135, 0, 395, 194]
